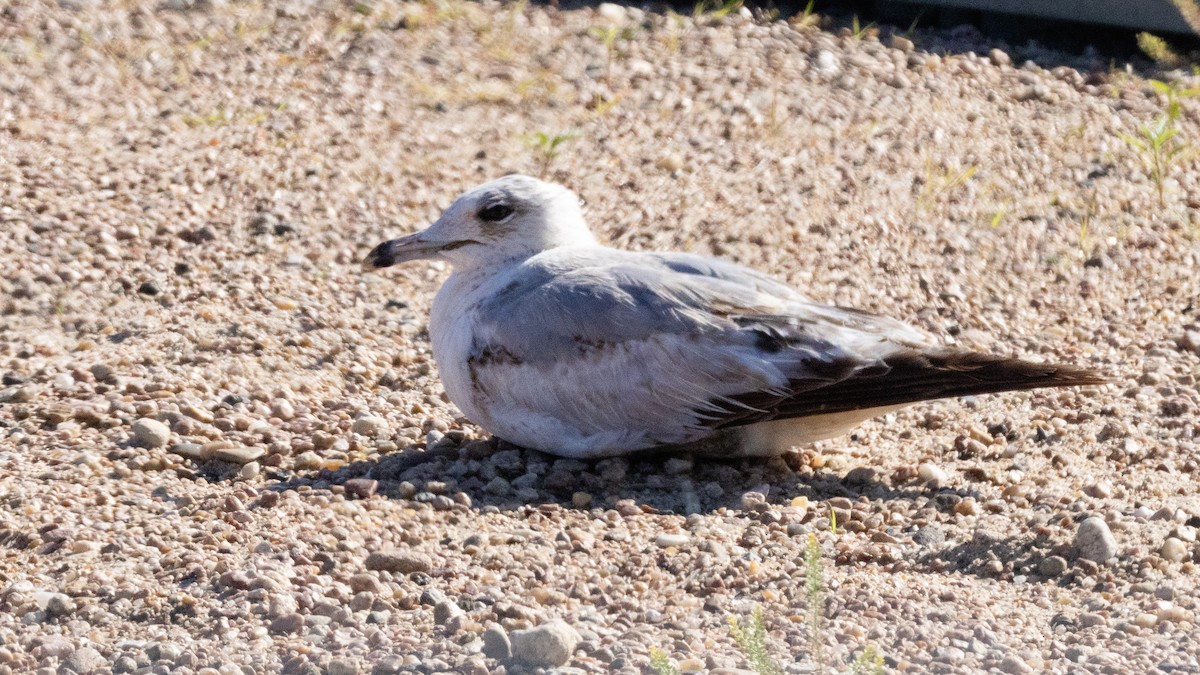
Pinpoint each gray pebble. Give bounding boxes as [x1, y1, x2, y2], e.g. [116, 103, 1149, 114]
[482, 623, 512, 660]
[1038, 555, 1068, 577]
[351, 415, 388, 437]
[269, 613, 305, 634]
[1074, 517, 1118, 563]
[212, 446, 265, 465]
[510, 619, 580, 667]
[365, 550, 432, 574]
[433, 599, 463, 626]
[45, 592, 76, 617]
[62, 647, 105, 673]
[655, 533, 689, 548]
[131, 418, 171, 448]
[344, 478, 378, 499]
[1160, 537, 1188, 563]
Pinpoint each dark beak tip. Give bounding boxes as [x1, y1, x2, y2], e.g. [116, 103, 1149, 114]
[363, 241, 395, 269]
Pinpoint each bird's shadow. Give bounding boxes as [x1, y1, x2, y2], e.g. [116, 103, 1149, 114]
[260, 436, 932, 517]
[243, 439, 1096, 583]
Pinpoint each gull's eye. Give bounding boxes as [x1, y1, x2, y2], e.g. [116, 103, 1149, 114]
[478, 203, 514, 222]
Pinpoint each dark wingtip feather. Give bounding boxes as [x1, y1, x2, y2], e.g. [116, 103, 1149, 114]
[707, 349, 1109, 430]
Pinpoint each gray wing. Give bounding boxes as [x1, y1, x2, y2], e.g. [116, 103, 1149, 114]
[465, 250, 930, 448]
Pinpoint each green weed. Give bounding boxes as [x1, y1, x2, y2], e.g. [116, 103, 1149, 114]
[850, 15, 876, 40]
[1121, 79, 1199, 207]
[525, 130, 579, 177]
[648, 647, 680, 675]
[588, 24, 636, 87]
[792, 0, 819, 28]
[728, 607, 783, 675]
[916, 162, 978, 213]
[1137, 32, 1183, 67]
[848, 644, 886, 675]
[805, 532, 826, 666]
[693, 0, 744, 21]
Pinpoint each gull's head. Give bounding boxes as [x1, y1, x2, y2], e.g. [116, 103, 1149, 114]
[363, 175, 594, 271]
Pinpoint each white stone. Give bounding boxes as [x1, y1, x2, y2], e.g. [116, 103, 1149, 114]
[131, 418, 171, 448]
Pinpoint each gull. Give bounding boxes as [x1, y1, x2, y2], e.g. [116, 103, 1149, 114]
[364, 175, 1104, 459]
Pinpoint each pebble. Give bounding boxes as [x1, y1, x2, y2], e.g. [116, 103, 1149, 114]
[917, 462, 948, 486]
[1160, 537, 1189, 563]
[351, 415, 389, 437]
[271, 398, 295, 420]
[1180, 329, 1200, 356]
[365, 550, 432, 574]
[1134, 612, 1158, 629]
[482, 624, 512, 660]
[63, 647, 105, 673]
[212, 446, 265, 464]
[510, 619, 580, 667]
[131, 417, 171, 448]
[815, 50, 840, 76]
[889, 35, 914, 52]
[656, 533, 690, 548]
[238, 461, 260, 480]
[46, 592, 76, 616]
[345, 478, 378, 499]
[170, 443, 205, 460]
[989, 48, 1012, 67]
[269, 613, 305, 634]
[1038, 555, 1068, 577]
[1074, 517, 1118, 562]
[433, 599, 463, 626]
[998, 654, 1032, 674]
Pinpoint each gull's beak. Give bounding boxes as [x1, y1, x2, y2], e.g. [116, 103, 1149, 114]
[362, 232, 441, 270]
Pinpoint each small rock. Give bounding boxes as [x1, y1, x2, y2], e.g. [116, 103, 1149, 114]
[327, 659, 360, 675]
[138, 281, 160, 295]
[1179, 329, 1200, 355]
[434, 599, 463, 626]
[352, 416, 389, 437]
[271, 398, 295, 421]
[1078, 612, 1106, 628]
[365, 550, 432, 574]
[345, 478, 378, 499]
[42, 592, 76, 616]
[63, 647, 105, 673]
[655, 533, 689, 548]
[1084, 481, 1113, 498]
[843, 466, 877, 485]
[170, 443, 205, 460]
[269, 613, 305, 634]
[889, 35, 914, 52]
[1074, 517, 1118, 563]
[482, 623, 512, 660]
[212, 446, 265, 464]
[131, 418, 171, 448]
[1038, 555, 1068, 577]
[815, 50, 840, 76]
[1160, 537, 1188, 563]
[913, 526, 945, 547]
[1134, 612, 1158, 629]
[989, 48, 1012, 67]
[238, 462, 260, 480]
[348, 574, 382, 595]
[596, 2, 627, 24]
[510, 619, 580, 667]
[998, 654, 1032, 674]
[917, 462, 948, 486]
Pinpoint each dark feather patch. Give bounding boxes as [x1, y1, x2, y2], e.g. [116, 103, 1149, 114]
[703, 350, 1107, 430]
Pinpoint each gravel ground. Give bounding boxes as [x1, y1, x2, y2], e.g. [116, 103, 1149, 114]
[2, 1, 1200, 673]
